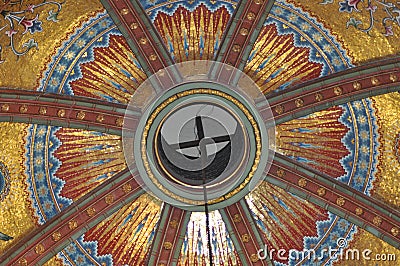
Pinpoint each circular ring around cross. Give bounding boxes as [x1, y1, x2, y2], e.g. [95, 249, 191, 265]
[122, 61, 276, 211]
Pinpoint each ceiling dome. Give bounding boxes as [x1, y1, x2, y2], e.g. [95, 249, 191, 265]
[0, 0, 399, 265]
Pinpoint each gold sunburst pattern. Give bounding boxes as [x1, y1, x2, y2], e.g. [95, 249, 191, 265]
[247, 182, 328, 263]
[245, 23, 323, 94]
[276, 107, 349, 178]
[83, 194, 161, 265]
[69, 34, 147, 103]
[54, 128, 126, 201]
[153, 4, 231, 62]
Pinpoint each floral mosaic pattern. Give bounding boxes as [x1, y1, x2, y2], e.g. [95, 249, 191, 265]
[12, 0, 390, 265]
[321, 0, 400, 36]
[0, 0, 63, 63]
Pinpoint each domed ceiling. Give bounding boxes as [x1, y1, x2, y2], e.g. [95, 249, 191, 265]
[0, 0, 400, 265]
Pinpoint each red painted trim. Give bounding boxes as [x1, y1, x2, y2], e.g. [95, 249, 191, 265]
[265, 57, 400, 123]
[106, 0, 178, 87]
[269, 154, 400, 245]
[0, 89, 135, 133]
[1, 170, 142, 265]
[224, 202, 269, 265]
[219, 0, 273, 68]
[148, 205, 188, 265]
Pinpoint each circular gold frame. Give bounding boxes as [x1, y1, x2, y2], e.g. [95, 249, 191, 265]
[154, 100, 249, 188]
[141, 88, 262, 205]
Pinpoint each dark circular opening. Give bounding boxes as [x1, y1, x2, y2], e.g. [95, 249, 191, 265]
[155, 103, 246, 186]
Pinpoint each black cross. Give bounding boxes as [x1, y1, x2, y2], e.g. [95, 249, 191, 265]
[169, 115, 233, 266]
[169, 116, 232, 158]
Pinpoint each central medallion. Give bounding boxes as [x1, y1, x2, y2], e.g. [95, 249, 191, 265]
[122, 61, 275, 211]
[155, 102, 247, 187]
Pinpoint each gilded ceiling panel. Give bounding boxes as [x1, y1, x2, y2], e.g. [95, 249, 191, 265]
[0, 0, 399, 265]
[287, 0, 400, 64]
[0, 0, 103, 89]
[372, 92, 400, 210]
[0, 123, 36, 253]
